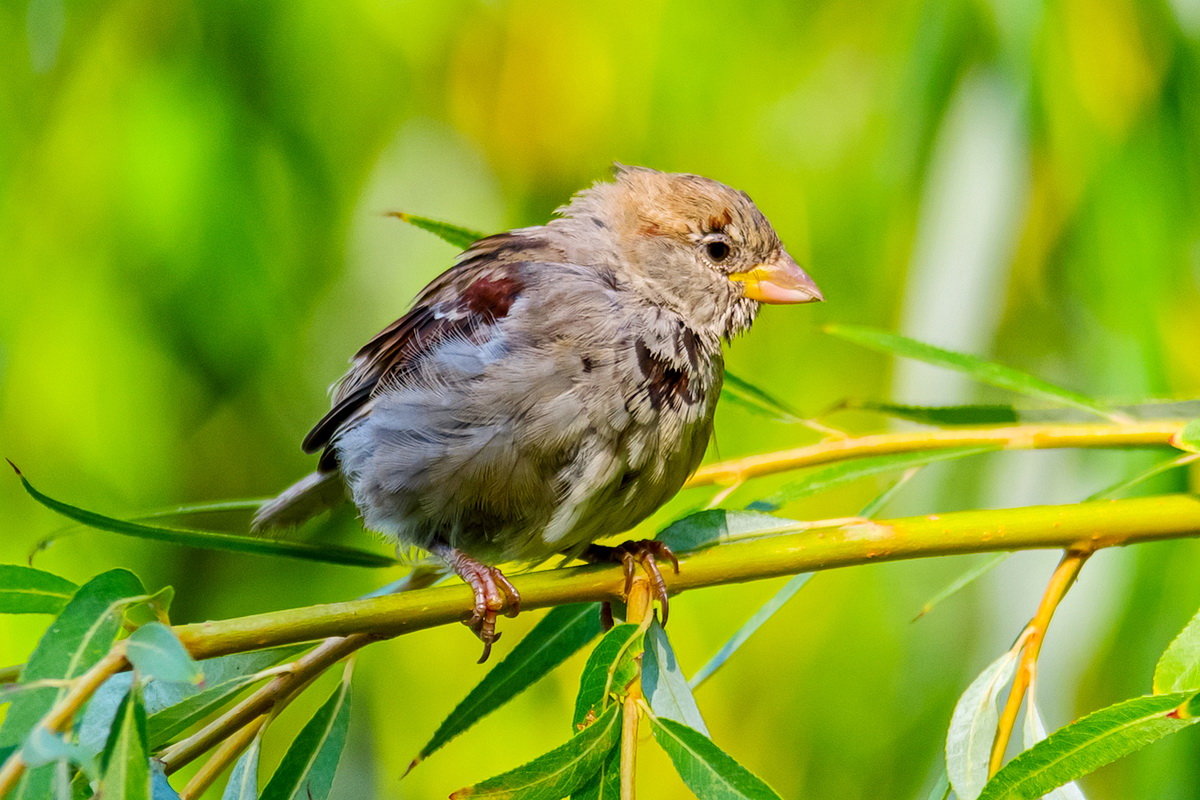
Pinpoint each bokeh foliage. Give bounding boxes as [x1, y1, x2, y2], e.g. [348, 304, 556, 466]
[2, 0, 1199, 797]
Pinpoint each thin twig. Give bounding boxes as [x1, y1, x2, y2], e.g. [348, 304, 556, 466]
[988, 551, 1091, 775]
[179, 715, 266, 799]
[620, 577, 655, 800]
[0, 647, 128, 795]
[685, 421, 1186, 487]
[171, 494, 1200, 661]
[159, 633, 373, 774]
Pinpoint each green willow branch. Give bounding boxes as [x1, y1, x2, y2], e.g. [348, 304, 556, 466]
[685, 421, 1186, 487]
[174, 494, 1200, 661]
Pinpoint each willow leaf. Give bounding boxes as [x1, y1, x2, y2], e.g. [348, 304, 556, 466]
[825, 325, 1120, 421]
[10, 464, 395, 568]
[386, 212, 485, 250]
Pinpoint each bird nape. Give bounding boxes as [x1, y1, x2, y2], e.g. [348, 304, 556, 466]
[254, 165, 824, 660]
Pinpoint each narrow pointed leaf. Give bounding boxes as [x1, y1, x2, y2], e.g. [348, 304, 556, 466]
[451, 704, 621, 800]
[573, 624, 643, 729]
[11, 466, 395, 568]
[978, 692, 1200, 800]
[690, 573, 814, 690]
[126, 623, 202, 685]
[20, 726, 97, 776]
[848, 400, 1021, 426]
[0, 565, 77, 615]
[220, 734, 261, 800]
[1085, 453, 1199, 502]
[83, 643, 310, 752]
[657, 510, 800, 553]
[720, 371, 807, 422]
[914, 554, 1009, 621]
[650, 717, 782, 800]
[570, 745, 620, 800]
[1155, 606, 1200, 694]
[260, 673, 352, 800]
[99, 686, 151, 800]
[946, 648, 1020, 800]
[643, 618, 708, 734]
[825, 325, 1120, 421]
[0, 569, 144, 747]
[152, 762, 182, 799]
[414, 603, 602, 768]
[1021, 692, 1086, 800]
[748, 446, 995, 512]
[11, 762, 69, 800]
[386, 211, 485, 250]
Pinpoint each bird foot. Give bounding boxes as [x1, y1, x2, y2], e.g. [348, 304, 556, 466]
[433, 545, 521, 663]
[583, 539, 680, 626]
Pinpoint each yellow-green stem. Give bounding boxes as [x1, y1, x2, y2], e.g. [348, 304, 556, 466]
[988, 551, 1090, 775]
[620, 577, 654, 800]
[0, 648, 128, 796]
[685, 421, 1185, 487]
[172, 494, 1200, 660]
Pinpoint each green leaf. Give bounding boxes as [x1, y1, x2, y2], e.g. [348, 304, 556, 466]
[1174, 419, 1200, 453]
[80, 644, 312, 751]
[10, 760, 76, 800]
[152, 762, 181, 799]
[720, 371, 807, 423]
[220, 733, 261, 800]
[849, 400, 1021, 426]
[946, 648, 1020, 800]
[260, 671, 352, 800]
[451, 704, 621, 800]
[825, 325, 1121, 422]
[145, 675, 257, 747]
[657, 510, 800, 553]
[569, 746, 620, 800]
[386, 211, 486, 250]
[650, 717, 782, 800]
[99, 685, 151, 800]
[1085, 452, 1200, 502]
[1021, 692, 1085, 800]
[914, 554, 1009, 621]
[0, 569, 144, 748]
[643, 618, 708, 735]
[413, 603, 602, 769]
[978, 692, 1200, 800]
[573, 624, 643, 729]
[10, 465, 395, 568]
[748, 446, 995, 512]
[126, 623, 202, 685]
[689, 573, 814, 690]
[20, 725, 97, 777]
[1155, 606, 1200, 694]
[0, 565, 78, 615]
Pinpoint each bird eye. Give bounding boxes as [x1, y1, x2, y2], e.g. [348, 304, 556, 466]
[705, 241, 731, 262]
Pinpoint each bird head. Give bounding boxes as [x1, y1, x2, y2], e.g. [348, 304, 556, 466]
[559, 165, 823, 337]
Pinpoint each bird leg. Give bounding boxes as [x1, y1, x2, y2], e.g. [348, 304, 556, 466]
[581, 539, 680, 626]
[430, 544, 521, 663]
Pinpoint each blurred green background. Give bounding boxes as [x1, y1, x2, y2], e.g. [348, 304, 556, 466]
[3, 0, 1200, 797]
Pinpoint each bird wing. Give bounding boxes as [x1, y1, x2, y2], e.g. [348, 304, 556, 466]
[303, 233, 542, 469]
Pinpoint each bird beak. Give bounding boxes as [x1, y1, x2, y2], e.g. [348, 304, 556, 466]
[729, 251, 824, 304]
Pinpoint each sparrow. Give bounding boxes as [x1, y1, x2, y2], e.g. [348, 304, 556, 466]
[254, 165, 823, 660]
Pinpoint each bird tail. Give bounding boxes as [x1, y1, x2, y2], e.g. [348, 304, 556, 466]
[251, 471, 346, 532]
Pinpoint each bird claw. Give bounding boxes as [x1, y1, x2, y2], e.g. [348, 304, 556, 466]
[585, 539, 679, 625]
[434, 546, 521, 663]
